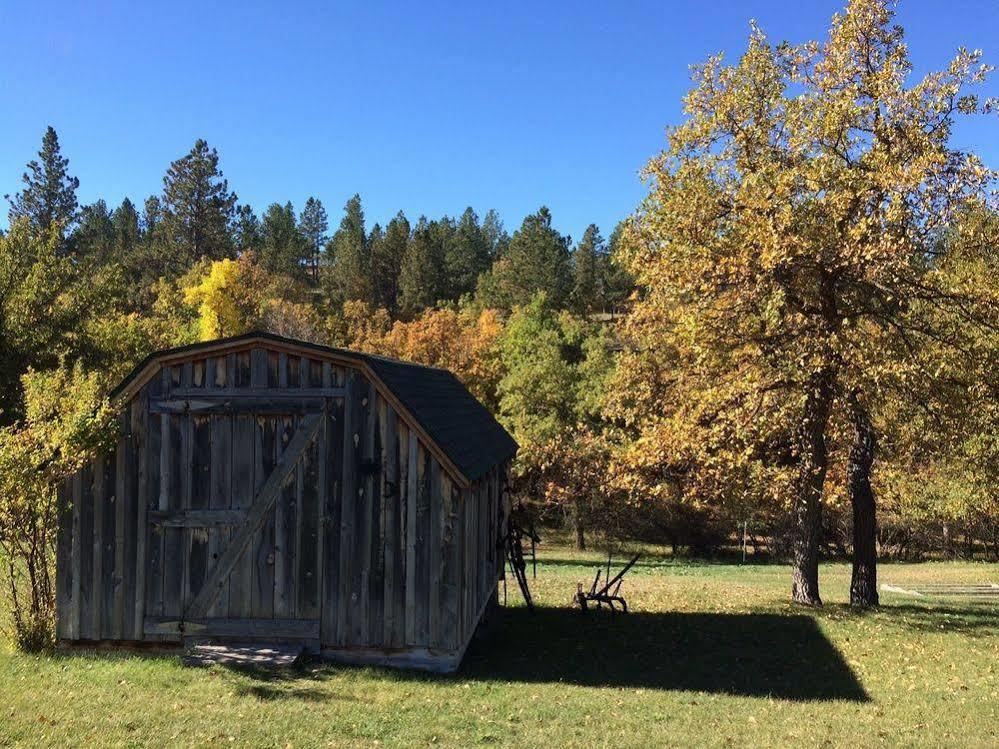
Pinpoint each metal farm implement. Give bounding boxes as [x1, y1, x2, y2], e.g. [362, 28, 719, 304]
[574, 553, 642, 613]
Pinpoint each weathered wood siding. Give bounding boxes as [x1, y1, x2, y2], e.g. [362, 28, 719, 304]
[55, 342, 508, 667]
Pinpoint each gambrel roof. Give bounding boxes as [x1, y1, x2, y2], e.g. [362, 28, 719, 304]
[110, 331, 517, 487]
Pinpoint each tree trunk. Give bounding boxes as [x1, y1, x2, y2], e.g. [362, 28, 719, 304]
[790, 376, 833, 606]
[848, 394, 878, 607]
[574, 498, 586, 550]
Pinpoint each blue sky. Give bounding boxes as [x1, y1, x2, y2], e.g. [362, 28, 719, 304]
[1, 1, 996, 242]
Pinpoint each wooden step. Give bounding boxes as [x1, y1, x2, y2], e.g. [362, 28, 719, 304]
[183, 642, 304, 668]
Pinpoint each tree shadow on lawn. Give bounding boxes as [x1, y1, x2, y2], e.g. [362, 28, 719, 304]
[460, 607, 870, 702]
[536, 554, 779, 571]
[821, 600, 998, 638]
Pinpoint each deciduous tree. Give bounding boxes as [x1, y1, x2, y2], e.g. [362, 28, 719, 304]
[616, 0, 996, 604]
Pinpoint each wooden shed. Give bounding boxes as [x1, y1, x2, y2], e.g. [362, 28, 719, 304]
[55, 332, 517, 672]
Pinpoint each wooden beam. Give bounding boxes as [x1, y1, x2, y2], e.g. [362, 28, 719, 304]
[150, 396, 330, 414]
[184, 412, 323, 620]
[144, 617, 320, 639]
[165, 389, 346, 399]
[149, 509, 247, 528]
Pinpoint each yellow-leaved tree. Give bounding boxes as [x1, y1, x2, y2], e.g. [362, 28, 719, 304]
[613, 0, 996, 604]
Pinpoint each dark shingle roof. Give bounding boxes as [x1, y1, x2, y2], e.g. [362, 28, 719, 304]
[362, 354, 517, 484]
[110, 332, 516, 485]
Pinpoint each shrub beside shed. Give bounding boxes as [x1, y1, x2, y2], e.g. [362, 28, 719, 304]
[55, 332, 517, 672]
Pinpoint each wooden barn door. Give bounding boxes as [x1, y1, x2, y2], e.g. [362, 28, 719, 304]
[144, 400, 328, 642]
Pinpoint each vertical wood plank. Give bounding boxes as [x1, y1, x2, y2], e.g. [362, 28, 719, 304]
[394, 419, 408, 648]
[215, 355, 228, 388]
[428, 458, 442, 648]
[187, 416, 212, 612]
[124, 396, 144, 640]
[145, 410, 164, 620]
[463, 486, 474, 643]
[161, 415, 184, 618]
[207, 414, 232, 617]
[229, 415, 255, 617]
[83, 458, 101, 639]
[251, 348, 268, 388]
[314, 401, 327, 626]
[414, 444, 431, 646]
[236, 351, 251, 387]
[322, 396, 345, 647]
[350, 379, 372, 646]
[251, 416, 277, 618]
[70, 469, 84, 639]
[308, 359, 323, 388]
[381, 406, 399, 647]
[278, 352, 289, 388]
[274, 416, 297, 617]
[298, 421, 321, 619]
[205, 356, 216, 392]
[470, 482, 480, 635]
[404, 426, 417, 646]
[441, 477, 460, 651]
[112, 412, 128, 640]
[266, 351, 280, 388]
[338, 371, 361, 646]
[367, 391, 383, 646]
[94, 454, 108, 639]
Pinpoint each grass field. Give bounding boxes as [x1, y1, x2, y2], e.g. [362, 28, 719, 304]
[1, 548, 996, 748]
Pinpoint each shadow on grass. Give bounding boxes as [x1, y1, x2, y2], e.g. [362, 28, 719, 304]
[44, 609, 871, 703]
[533, 554, 783, 573]
[460, 606, 869, 702]
[822, 601, 998, 638]
[232, 682, 346, 702]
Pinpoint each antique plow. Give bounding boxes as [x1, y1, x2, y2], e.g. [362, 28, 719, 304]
[574, 553, 641, 613]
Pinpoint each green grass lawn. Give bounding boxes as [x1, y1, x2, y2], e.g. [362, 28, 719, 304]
[1, 548, 996, 748]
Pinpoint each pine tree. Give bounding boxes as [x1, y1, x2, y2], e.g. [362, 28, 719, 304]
[159, 139, 237, 274]
[482, 209, 509, 258]
[397, 217, 447, 318]
[142, 196, 162, 237]
[298, 197, 328, 283]
[370, 211, 410, 314]
[233, 205, 262, 254]
[260, 202, 307, 279]
[603, 221, 635, 311]
[478, 206, 572, 310]
[323, 194, 370, 305]
[71, 200, 115, 262]
[444, 207, 491, 301]
[571, 224, 605, 314]
[111, 198, 140, 257]
[7, 126, 80, 241]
